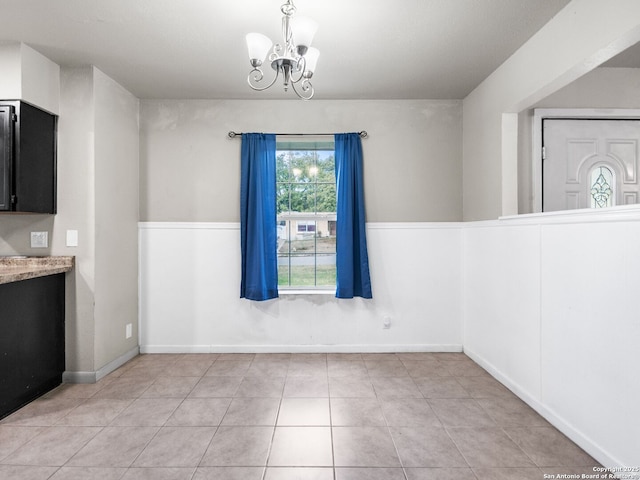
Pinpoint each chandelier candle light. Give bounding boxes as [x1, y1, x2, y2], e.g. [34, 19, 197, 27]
[245, 0, 319, 100]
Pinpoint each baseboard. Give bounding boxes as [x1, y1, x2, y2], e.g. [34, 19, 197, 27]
[464, 347, 627, 473]
[63, 346, 140, 384]
[139, 344, 464, 354]
[62, 370, 98, 384]
[463, 348, 543, 410]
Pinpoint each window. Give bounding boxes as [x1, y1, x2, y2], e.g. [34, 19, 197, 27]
[590, 165, 615, 208]
[240, 132, 371, 300]
[276, 141, 336, 289]
[297, 221, 316, 233]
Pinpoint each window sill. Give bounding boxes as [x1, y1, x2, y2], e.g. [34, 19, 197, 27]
[278, 289, 335, 296]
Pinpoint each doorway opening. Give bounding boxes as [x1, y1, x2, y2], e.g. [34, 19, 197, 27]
[532, 109, 640, 212]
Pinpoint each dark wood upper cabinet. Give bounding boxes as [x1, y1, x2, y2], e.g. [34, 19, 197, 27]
[0, 101, 57, 214]
[0, 105, 13, 211]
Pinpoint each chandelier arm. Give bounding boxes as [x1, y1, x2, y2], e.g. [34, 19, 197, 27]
[289, 56, 306, 84]
[247, 67, 281, 92]
[271, 43, 284, 61]
[291, 77, 314, 100]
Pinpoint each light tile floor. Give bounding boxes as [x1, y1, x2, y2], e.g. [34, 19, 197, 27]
[0, 353, 601, 480]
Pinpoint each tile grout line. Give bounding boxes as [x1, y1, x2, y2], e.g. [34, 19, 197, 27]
[375, 354, 409, 480]
[128, 356, 220, 474]
[500, 425, 544, 472]
[260, 376, 286, 480]
[325, 369, 337, 480]
[195, 359, 237, 472]
[58, 399, 160, 473]
[438, 413, 480, 480]
[113, 363, 182, 471]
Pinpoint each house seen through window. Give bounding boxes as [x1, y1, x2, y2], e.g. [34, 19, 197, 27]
[276, 140, 336, 289]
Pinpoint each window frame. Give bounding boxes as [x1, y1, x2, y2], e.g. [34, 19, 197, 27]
[276, 138, 337, 293]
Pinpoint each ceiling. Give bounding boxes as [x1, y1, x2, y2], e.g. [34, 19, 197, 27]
[0, 0, 578, 100]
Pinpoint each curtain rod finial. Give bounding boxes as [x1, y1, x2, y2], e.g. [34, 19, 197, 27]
[359, 131, 368, 138]
[228, 131, 238, 138]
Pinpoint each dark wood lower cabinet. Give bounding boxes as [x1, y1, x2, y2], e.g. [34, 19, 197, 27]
[0, 274, 65, 419]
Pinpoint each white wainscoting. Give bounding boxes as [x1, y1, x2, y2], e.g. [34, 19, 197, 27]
[139, 209, 640, 469]
[463, 205, 640, 470]
[139, 222, 464, 353]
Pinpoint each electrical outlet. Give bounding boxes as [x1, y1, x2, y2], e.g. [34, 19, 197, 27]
[126, 323, 133, 339]
[383, 316, 392, 329]
[30, 231, 48, 248]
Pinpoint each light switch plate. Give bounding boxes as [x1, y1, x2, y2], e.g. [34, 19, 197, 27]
[66, 230, 79, 247]
[30, 231, 48, 248]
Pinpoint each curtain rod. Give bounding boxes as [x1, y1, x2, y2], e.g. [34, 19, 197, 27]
[228, 131, 368, 139]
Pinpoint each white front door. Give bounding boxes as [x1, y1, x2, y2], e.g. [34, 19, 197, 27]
[542, 118, 640, 212]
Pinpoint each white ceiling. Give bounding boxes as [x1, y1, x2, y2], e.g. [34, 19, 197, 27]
[0, 0, 575, 100]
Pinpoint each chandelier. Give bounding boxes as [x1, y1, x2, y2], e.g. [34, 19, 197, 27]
[245, 0, 319, 100]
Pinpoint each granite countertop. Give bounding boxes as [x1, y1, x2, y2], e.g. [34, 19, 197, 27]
[0, 256, 75, 285]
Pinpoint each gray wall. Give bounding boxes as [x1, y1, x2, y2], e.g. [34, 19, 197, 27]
[58, 67, 96, 373]
[93, 68, 140, 370]
[0, 66, 139, 374]
[140, 99, 463, 223]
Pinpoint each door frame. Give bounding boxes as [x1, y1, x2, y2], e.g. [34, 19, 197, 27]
[532, 108, 640, 213]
